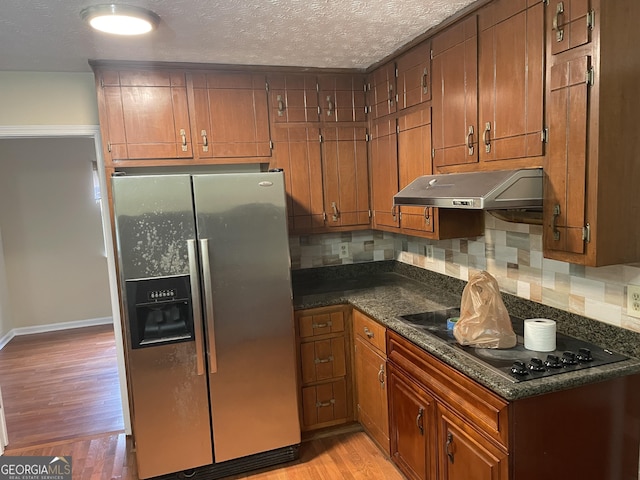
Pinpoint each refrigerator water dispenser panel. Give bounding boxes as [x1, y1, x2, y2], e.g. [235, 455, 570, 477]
[126, 275, 194, 349]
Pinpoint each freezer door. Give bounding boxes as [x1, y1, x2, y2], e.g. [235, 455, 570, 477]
[112, 175, 213, 478]
[192, 172, 300, 463]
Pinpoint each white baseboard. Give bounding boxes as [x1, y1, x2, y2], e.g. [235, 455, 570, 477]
[0, 317, 113, 350]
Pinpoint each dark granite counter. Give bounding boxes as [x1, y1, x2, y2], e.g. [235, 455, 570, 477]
[292, 261, 640, 401]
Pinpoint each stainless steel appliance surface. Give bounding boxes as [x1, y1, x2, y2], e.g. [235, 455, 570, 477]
[112, 172, 300, 479]
[399, 308, 628, 383]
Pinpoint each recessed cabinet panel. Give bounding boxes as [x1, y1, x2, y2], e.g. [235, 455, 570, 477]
[301, 379, 348, 427]
[549, 0, 592, 55]
[397, 41, 432, 109]
[321, 127, 370, 228]
[370, 117, 400, 230]
[99, 70, 193, 162]
[271, 127, 325, 233]
[268, 74, 320, 123]
[544, 56, 589, 255]
[432, 16, 479, 169]
[191, 72, 271, 158]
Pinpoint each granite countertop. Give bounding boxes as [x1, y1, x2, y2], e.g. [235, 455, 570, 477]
[292, 261, 640, 401]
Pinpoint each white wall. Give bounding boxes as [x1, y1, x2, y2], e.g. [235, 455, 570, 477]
[0, 72, 98, 126]
[0, 137, 111, 331]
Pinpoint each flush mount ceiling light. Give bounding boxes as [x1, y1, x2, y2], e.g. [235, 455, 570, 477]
[81, 4, 160, 35]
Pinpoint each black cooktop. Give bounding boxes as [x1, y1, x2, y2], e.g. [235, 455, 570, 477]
[398, 308, 628, 383]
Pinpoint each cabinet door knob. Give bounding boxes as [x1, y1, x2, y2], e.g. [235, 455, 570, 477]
[467, 125, 474, 155]
[277, 94, 285, 116]
[364, 327, 374, 339]
[180, 129, 188, 152]
[377, 364, 385, 386]
[201, 130, 208, 152]
[483, 122, 491, 153]
[326, 95, 334, 117]
[422, 67, 429, 94]
[331, 202, 340, 222]
[552, 204, 561, 241]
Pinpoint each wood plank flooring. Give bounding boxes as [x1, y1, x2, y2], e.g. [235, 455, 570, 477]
[0, 325, 125, 449]
[0, 325, 405, 479]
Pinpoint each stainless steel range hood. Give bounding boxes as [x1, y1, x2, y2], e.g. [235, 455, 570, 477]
[393, 168, 543, 210]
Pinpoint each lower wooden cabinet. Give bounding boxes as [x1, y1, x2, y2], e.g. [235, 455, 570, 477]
[387, 330, 508, 480]
[295, 305, 354, 431]
[353, 310, 389, 453]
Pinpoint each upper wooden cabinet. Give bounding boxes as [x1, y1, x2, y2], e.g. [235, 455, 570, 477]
[477, 0, 545, 163]
[543, 0, 640, 266]
[318, 75, 367, 123]
[268, 74, 320, 124]
[368, 62, 397, 120]
[432, 16, 479, 169]
[190, 72, 271, 158]
[396, 40, 432, 109]
[370, 117, 400, 230]
[549, 0, 593, 55]
[96, 69, 193, 163]
[320, 127, 370, 228]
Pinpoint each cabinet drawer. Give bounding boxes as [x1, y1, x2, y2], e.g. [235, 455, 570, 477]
[353, 310, 386, 354]
[300, 337, 346, 384]
[301, 379, 349, 428]
[387, 331, 509, 447]
[298, 309, 345, 338]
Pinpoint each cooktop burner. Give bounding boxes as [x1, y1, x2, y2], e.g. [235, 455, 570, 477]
[398, 309, 628, 383]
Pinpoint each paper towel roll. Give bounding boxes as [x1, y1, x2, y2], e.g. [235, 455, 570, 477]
[524, 319, 556, 351]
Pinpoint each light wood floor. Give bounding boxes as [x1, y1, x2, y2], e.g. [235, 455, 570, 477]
[0, 326, 405, 479]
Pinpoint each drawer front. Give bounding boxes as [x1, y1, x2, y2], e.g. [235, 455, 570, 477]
[301, 379, 349, 428]
[300, 337, 347, 384]
[387, 331, 509, 448]
[353, 309, 386, 354]
[298, 310, 346, 338]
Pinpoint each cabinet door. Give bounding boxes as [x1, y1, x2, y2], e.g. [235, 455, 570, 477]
[369, 62, 397, 120]
[432, 16, 478, 169]
[355, 337, 389, 453]
[318, 75, 367, 123]
[397, 40, 432, 109]
[478, 0, 544, 162]
[388, 365, 436, 480]
[321, 127, 370, 228]
[99, 70, 192, 162]
[301, 378, 349, 429]
[300, 337, 347, 384]
[268, 74, 319, 123]
[549, 0, 592, 55]
[397, 106, 435, 235]
[271, 127, 324, 233]
[191, 72, 271, 158]
[544, 56, 589, 255]
[437, 406, 508, 480]
[370, 117, 400, 230]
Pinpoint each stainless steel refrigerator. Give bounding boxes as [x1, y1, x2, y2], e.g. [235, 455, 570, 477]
[112, 171, 300, 479]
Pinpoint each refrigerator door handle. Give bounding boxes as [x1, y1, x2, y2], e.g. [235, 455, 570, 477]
[200, 238, 218, 374]
[187, 239, 206, 376]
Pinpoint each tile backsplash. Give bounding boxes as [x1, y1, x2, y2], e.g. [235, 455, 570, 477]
[289, 213, 640, 334]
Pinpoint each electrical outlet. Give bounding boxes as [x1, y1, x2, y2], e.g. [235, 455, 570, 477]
[425, 245, 434, 262]
[627, 284, 640, 319]
[338, 242, 350, 259]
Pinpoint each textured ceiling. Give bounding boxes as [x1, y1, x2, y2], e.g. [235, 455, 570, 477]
[0, 0, 478, 73]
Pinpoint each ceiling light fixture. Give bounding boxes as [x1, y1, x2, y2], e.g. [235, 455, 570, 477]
[81, 4, 160, 35]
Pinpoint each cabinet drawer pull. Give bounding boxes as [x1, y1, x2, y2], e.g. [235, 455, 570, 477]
[446, 432, 455, 463]
[422, 67, 428, 94]
[467, 125, 474, 155]
[312, 321, 332, 329]
[180, 129, 188, 152]
[316, 399, 336, 408]
[423, 207, 431, 226]
[364, 327, 374, 339]
[314, 355, 334, 364]
[553, 2, 565, 42]
[552, 204, 561, 241]
[277, 94, 285, 116]
[416, 407, 424, 435]
[388, 85, 395, 107]
[391, 205, 397, 220]
[377, 364, 385, 386]
[201, 130, 208, 152]
[331, 202, 339, 222]
[483, 122, 491, 153]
